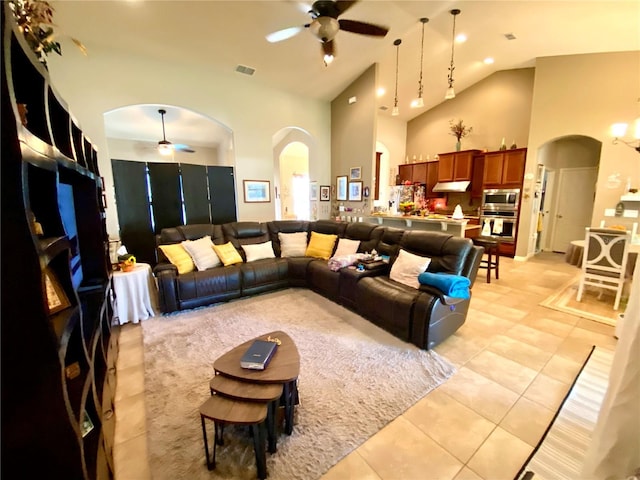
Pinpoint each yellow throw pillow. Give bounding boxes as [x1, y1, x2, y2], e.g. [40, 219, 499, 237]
[305, 232, 338, 260]
[212, 242, 243, 266]
[159, 243, 195, 274]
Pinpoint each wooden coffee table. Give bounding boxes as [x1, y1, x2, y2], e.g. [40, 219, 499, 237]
[214, 331, 300, 434]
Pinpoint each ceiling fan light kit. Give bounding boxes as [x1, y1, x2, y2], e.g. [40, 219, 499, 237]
[412, 17, 428, 109]
[446, 9, 461, 100]
[156, 108, 195, 155]
[266, 1, 388, 65]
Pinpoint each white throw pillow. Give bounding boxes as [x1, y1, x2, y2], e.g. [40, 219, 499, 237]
[389, 249, 431, 289]
[278, 232, 308, 257]
[333, 238, 360, 257]
[243, 241, 276, 262]
[181, 236, 221, 271]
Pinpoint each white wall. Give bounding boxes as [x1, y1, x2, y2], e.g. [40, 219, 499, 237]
[376, 114, 407, 208]
[46, 46, 331, 236]
[520, 51, 640, 257]
[406, 69, 535, 157]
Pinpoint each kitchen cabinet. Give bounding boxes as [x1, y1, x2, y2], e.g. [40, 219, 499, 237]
[471, 154, 485, 198]
[398, 162, 430, 185]
[437, 150, 480, 182]
[482, 148, 527, 187]
[426, 161, 439, 197]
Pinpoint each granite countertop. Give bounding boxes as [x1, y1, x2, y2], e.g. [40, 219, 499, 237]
[368, 214, 468, 224]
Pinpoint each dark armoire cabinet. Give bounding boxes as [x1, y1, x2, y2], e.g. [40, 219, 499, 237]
[2, 6, 116, 479]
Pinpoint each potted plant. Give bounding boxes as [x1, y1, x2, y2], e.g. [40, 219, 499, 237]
[449, 119, 473, 151]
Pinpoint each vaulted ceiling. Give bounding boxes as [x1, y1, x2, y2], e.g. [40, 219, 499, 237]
[53, 0, 640, 146]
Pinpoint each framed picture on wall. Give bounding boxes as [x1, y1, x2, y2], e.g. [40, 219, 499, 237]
[320, 185, 330, 201]
[336, 176, 348, 201]
[309, 181, 318, 201]
[350, 166, 362, 180]
[243, 180, 271, 203]
[348, 181, 363, 201]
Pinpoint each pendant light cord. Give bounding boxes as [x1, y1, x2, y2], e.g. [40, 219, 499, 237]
[417, 18, 427, 99]
[394, 39, 401, 108]
[447, 10, 459, 89]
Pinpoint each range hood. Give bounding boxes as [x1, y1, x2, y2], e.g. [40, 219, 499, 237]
[432, 181, 470, 193]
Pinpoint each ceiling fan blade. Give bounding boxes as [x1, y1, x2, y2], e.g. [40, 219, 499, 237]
[173, 144, 195, 153]
[266, 26, 304, 43]
[335, 1, 358, 15]
[338, 19, 388, 37]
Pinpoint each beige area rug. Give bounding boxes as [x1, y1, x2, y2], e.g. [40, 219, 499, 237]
[540, 275, 625, 326]
[141, 288, 456, 480]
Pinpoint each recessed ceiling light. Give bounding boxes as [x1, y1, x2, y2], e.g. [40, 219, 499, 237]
[377, 87, 386, 97]
[455, 33, 467, 43]
[483, 57, 495, 65]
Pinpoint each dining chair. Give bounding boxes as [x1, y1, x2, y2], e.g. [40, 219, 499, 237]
[576, 227, 631, 310]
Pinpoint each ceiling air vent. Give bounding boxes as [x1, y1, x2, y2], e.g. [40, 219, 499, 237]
[235, 65, 256, 76]
[504, 33, 517, 40]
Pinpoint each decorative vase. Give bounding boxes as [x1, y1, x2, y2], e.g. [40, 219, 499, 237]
[455, 140, 461, 152]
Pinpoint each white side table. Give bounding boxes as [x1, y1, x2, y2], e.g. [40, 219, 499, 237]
[112, 263, 157, 324]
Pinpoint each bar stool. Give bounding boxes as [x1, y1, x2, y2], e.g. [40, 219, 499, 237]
[472, 237, 500, 283]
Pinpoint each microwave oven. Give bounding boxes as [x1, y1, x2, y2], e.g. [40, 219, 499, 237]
[482, 188, 520, 209]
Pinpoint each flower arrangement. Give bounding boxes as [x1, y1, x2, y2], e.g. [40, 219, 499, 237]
[399, 201, 415, 214]
[449, 119, 473, 141]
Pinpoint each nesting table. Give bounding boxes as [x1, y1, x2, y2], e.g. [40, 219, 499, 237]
[200, 331, 300, 479]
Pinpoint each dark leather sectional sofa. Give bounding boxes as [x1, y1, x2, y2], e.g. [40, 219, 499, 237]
[153, 220, 483, 350]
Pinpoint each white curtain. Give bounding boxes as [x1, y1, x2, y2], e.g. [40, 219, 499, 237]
[581, 256, 640, 479]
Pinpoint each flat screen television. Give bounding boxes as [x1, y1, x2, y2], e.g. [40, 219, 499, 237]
[58, 183, 83, 290]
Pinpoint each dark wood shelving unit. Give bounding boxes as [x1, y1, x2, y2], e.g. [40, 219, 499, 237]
[1, 5, 116, 479]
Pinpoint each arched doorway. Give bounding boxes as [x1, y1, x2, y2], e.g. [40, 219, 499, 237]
[534, 135, 601, 254]
[278, 142, 310, 220]
[272, 127, 313, 221]
[374, 141, 391, 209]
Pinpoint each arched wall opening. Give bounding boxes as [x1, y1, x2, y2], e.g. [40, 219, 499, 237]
[374, 141, 391, 210]
[272, 127, 314, 220]
[527, 135, 601, 256]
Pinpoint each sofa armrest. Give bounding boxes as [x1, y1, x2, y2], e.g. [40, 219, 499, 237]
[154, 266, 179, 313]
[418, 284, 467, 306]
[153, 262, 177, 276]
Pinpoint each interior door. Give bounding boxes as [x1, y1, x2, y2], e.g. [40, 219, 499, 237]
[550, 167, 597, 252]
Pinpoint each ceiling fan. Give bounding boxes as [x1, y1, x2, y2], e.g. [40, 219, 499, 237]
[266, 0, 389, 65]
[157, 109, 195, 155]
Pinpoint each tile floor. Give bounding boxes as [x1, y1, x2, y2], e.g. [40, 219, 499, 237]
[112, 252, 619, 480]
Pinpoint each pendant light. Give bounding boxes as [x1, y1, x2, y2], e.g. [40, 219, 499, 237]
[412, 18, 428, 108]
[445, 9, 461, 100]
[391, 38, 401, 116]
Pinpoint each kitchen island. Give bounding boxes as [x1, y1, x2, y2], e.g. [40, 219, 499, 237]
[366, 214, 480, 238]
